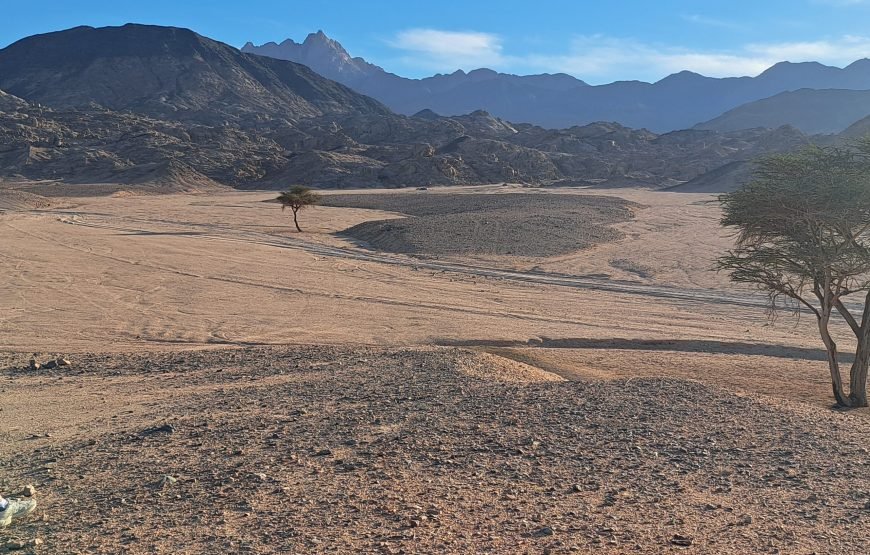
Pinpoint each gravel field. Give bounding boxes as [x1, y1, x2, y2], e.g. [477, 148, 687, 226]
[2, 347, 867, 554]
[322, 193, 639, 256]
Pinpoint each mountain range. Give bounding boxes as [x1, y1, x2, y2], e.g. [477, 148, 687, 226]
[0, 23, 852, 194]
[243, 31, 870, 133]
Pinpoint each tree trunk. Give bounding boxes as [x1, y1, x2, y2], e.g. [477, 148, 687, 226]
[292, 208, 302, 232]
[848, 291, 870, 408]
[849, 331, 870, 407]
[818, 311, 851, 407]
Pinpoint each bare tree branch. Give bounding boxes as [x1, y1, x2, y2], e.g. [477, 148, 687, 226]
[835, 300, 861, 336]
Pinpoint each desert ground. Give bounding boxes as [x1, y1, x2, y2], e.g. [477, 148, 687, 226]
[1, 183, 868, 553]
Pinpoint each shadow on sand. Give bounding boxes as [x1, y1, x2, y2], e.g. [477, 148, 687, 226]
[435, 337, 850, 363]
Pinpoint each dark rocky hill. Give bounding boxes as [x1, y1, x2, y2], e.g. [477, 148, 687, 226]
[0, 24, 389, 126]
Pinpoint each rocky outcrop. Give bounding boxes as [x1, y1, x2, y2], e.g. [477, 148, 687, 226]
[0, 85, 816, 190]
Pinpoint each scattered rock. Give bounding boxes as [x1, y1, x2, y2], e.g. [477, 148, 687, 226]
[141, 424, 175, 436]
[1, 346, 867, 553]
[20, 485, 35, 497]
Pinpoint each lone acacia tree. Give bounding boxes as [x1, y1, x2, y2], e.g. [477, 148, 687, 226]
[277, 186, 321, 232]
[718, 142, 870, 408]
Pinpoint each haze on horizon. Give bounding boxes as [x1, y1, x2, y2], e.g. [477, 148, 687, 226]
[4, 0, 870, 84]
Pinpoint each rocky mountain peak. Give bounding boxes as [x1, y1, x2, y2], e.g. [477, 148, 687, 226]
[305, 30, 335, 46]
[845, 58, 870, 70]
[657, 70, 707, 85]
[759, 60, 829, 77]
[412, 108, 442, 120]
[243, 29, 373, 82]
[300, 30, 348, 57]
[466, 68, 499, 80]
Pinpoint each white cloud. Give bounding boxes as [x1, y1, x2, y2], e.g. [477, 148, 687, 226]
[388, 29, 505, 71]
[747, 35, 870, 61]
[387, 29, 870, 83]
[534, 35, 870, 81]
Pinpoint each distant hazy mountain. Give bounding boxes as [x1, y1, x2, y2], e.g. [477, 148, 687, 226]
[243, 32, 870, 132]
[242, 32, 590, 127]
[695, 89, 870, 134]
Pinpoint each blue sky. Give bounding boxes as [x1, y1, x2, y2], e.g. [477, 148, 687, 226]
[3, 0, 870, 83]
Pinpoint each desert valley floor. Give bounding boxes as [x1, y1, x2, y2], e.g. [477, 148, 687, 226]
[1, 184, 868, 554]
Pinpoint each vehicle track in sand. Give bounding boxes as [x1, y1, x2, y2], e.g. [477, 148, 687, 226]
[43, 209, 775, 310]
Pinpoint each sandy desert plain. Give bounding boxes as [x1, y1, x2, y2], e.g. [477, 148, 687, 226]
[0, 182, 868, 554]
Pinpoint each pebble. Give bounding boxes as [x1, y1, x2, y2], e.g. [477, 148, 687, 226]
[21, 484, 36, 497]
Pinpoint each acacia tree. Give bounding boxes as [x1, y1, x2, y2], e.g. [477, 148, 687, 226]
[718, 142, 870, 407]
[277, 186, 321, 232]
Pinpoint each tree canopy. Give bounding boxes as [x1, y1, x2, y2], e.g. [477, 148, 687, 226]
[277, 186, 321, 232]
